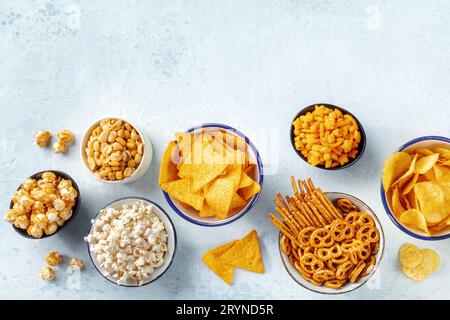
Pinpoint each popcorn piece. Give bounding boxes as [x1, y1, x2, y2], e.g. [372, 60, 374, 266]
[14, 215, 30, 230]
[52, 140, 68, 154]
[27, 225, 43, 239]
[59, 208, 73, 221]
[69, 257, 85, 270]
[5, 209, 22, 223]
[45, 251, 63, 266]
[22, 178, 37, 192]
[85, 201, 168, 286]
[31, 213, 48, 229]
[39, 266, 56, 281]
[57, 129, 75, 145]
[42, 172, 57, 182]
[53, 199, 66, 211]
[44, 222, 58, 236]
[34, 130, 52, 148]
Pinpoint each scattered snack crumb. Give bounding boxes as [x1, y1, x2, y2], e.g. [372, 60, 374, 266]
[52, 140, 68, 154]
[39, 266, 56, 281]
[45, 251, 63, 267]
[34, 130, 52, 148]
[57, 129, 75, 145]
[69, 257, 85, 270]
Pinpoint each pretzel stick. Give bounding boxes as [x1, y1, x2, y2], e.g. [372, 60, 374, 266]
[307, 178, 316, 191]
[315, 188, 343, 220]
[310, 195, 335, 224]
[301, 201, 324, 227]
[275, 207, 301, 235]
[292, 197, 316, 227]
[305, 201, 328, 227]
[269, 213, 300, 247]
[286, 196, 312, 228]
[290, 176, 299, 195]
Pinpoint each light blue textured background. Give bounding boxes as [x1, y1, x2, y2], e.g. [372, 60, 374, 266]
[0, 0, 449, 300]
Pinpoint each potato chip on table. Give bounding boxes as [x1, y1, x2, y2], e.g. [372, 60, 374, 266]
[382, 145, 450, 236]
[159, 128, 262, 220]
[398, 244, 440, 281]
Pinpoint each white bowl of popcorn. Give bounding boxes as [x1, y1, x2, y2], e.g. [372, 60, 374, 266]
[81, 118, 153, 184]
[85, 197, 177, 287]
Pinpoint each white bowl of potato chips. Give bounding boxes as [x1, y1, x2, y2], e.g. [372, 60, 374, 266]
[159, 123, 263, 227]
[381, 136, 450, 240]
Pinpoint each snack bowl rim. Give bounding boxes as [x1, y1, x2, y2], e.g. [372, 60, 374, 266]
[380, 135, 450, 241]
[86, 196, 177, 287]
[162, 123, 264, 227]
[80, 117, 153, 184]
[278, 191, 385, 295]
[9, 170, 81, 240]
[290, 103, 367, 170]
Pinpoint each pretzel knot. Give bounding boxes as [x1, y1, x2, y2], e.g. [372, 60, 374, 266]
[344, 211, 361, 224]
[335, 261, 354, 280]
[310, 228, 334, 248]
[336, 199, 359, 215]
[357, 224, 380, 243]
[324, 279, 347, 289]
[357, 213, 375, 226]
[330, 220, 354, 242]
[315, 247, 334, 261]
[300, 253, 324, 274]
[299, 227, 317, 248]
[313, 269, 335, 283]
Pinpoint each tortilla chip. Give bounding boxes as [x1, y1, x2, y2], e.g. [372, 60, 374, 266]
[204, 176, 235, 219]
[221, 230, 265, 274]
[199, 201, 217, 217]
[202, 241, 237, 285]
[161, 178, 204, 211]
[239, 172, 254, 189]
[238, 180, 262, 201]
[158, 141, 180, 186]
[230, 193, 247, 210]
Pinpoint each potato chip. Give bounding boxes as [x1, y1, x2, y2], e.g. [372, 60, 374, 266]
[435, 147, 450, 160]
[238, 180, 262, 201]
[402, 265, 428, 281]
[158, 141, 180, 186]
[392, 187, 406, 217]
[398, 244, 423, 269]
[401, 248, 440, 281]
[414, 182, 447, 225]
[401, 173, 419, 195]
[421, 249, 440, 275]
[220, 230, 265, 274]
[382, 152, 412, 191]
[161, 178, 204, 211]
[399, 209, 430, 235]
[405, 191, 419, 210]
[414, 153, 440, 175]
[392, 154, 418, 189]
[202, 241, 237, 285]
[416, 148, 434, 156]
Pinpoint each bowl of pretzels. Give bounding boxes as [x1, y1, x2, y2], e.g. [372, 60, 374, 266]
[269, 177, 385, 295]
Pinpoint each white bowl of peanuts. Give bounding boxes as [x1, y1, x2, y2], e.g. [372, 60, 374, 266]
[81, 118, 153, 184]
